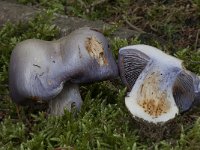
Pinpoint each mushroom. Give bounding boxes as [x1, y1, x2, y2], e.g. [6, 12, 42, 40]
[9, 27, 118, 115]
[118, 44, 200, 123]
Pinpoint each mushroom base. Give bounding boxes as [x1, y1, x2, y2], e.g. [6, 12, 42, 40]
[48, 83, 83, 116]
[125, 96, 179, 124]
[130, 115, 183, 141]
[129, 107, 199, 141]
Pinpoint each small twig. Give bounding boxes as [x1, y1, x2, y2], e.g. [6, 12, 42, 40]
[0, 84, 8, 87]
[190, 61, 200, 64]
[16, 105, 22, 120]
[194, 29, 200, 51]
[87, 0, 109, 13]
[0, 93, 9, 96]
[122, 15, 145, 34]
[76, 0, 89, 13]
[149, 24, 158, 32]
[90, 0, 108, 8]
[0, 94, 10, 100]
[78, 0, 87, 8]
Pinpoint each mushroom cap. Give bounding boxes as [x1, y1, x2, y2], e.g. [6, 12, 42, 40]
[9, 27, 118, 105]
[118, 44, 199, 123]
[58, 27, 118, 83]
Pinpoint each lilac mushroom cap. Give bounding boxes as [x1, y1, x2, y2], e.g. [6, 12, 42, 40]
[118, 44, 200, 123]
[9, 27, 118, 115]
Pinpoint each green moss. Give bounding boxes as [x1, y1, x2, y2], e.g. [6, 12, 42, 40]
[110, 37, 141, 59]
[175, 48, 200, 74]
[0, 89, 142, 149]
[1, 1, 200, 149]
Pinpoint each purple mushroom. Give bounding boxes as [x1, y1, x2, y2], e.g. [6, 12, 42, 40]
[9, 27, 118, 115]
[118, 44, 200, 123]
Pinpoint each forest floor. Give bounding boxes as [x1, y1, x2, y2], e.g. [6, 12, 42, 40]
[0, 0, 200, 149]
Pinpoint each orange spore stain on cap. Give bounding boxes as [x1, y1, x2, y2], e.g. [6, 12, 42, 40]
[85, 36, 108, 66]
[137, 71, 170, 117]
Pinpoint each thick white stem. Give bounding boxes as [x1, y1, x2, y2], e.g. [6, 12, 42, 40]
[48, 83, 83, 116]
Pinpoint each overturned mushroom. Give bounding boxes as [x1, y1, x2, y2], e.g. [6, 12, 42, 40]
[9, 27, 118, 115]
[118, 44, 200, 123]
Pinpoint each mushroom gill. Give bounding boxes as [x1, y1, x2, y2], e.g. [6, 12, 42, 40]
[118, 44, 200, 123]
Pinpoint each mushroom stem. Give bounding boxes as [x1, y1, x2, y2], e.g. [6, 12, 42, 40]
[48, 83, 83, 116]
[194, 76, 200, 103]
